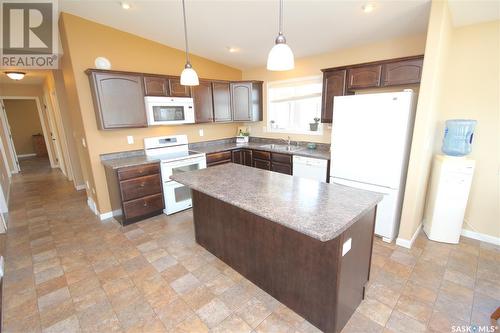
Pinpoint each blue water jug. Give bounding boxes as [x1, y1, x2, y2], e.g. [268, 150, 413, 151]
[442, 119, 477, 156]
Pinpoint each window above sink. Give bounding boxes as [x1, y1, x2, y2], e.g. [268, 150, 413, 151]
[267, 76, 323, 136]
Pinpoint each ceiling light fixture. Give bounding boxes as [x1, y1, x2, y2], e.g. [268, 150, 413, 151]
[267, 0, 294, 71]
[5, 71, 26, 80]
[121, 2, 131, 10]
[362, 3, 375, 13]
[180, 0, 199, 86]
[227, 47, 239, 53]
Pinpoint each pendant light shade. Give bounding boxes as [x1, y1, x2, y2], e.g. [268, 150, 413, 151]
[180, 63, 199, 86]
[5, 71, 26, 80]
[267, 0, 294, 71]
[180, 0, 199, 86]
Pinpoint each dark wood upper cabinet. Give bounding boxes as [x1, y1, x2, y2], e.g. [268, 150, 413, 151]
[87, 70, 148, 129]
[347, 65, 382, 90]
[231, 81, 263, 122]
[320, 55, 424, 123]
[191, 80, 214, 123]
[212, 81, 232, 122]
[321, 69, 347, 123]
[169, 78, 191, 97]
[144, 76, 169, 96]
[382, 58, 424, 86]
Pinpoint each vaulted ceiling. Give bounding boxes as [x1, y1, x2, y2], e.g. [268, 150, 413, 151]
[60, 0, 432, 70]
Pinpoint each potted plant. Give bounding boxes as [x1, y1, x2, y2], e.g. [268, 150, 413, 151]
[310, 117, 320, 131]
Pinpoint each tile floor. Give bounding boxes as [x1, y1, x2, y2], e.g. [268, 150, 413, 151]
[1, 157, 499, 332]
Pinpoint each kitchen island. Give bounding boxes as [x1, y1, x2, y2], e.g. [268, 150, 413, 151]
[172, 164, 382, 333]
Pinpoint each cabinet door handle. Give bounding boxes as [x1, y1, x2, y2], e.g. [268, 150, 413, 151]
[143, 202, 148, 207]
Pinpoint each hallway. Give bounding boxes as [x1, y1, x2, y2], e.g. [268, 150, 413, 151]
[1, 162, 499, 332]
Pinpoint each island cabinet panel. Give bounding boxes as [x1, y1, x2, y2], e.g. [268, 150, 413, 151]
[321, 69, 347, 123]
[347, 65, 382, 90]
[144, 76, 169, 96]
[382, 58, 424, 86]
[169, 78, 191, 97]
[192, 80, 214, 123]
[206, 151, 232, 167]
[212, 81, 232, 122]
[105, 162, 164, 225]
[87, 71, 148, 129]
[191, 190, 377, 333]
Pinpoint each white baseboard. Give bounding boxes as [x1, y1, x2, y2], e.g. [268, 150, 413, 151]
[75, 184, 86, 191]
[99, 209, 121, 221]
[396, 223, 422, 249]
[87, 197, 98, 216]
[17, 153, 36, 158]
[461, 229, 500, 246]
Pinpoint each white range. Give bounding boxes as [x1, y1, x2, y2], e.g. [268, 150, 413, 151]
[330, 90, 417, 242]
[144, 135, 206, 215]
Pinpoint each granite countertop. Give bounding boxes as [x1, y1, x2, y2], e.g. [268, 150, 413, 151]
[101, 137, 330, 170]
[171, 163, 382, 242]
[189, 141, 331, 160]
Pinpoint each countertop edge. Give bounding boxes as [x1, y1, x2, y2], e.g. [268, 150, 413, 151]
[172, 173, 381, 242]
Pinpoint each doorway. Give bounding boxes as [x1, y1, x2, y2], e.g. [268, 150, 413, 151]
[0, 98, 54, 172]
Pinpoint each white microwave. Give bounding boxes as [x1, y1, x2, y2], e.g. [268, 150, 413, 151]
[145, 96, 195, 125]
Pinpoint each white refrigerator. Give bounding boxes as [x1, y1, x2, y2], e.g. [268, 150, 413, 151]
[330, 91, 416, 242]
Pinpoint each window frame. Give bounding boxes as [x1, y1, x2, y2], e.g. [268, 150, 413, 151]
[266, 75, 324, 136]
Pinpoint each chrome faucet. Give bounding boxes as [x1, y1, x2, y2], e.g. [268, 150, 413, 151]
[280, 136, 295, 146]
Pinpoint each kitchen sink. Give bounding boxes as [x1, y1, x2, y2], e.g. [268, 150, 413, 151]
[259, 144, 302, 152]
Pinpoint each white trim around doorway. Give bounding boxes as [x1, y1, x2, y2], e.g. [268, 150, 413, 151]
[0, 96, 57, 172]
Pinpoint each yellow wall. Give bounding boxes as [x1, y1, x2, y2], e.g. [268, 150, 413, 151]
[3, 99, 43, 155]
[0, 84, 45, 170]
[242, 34, 427, 143]
[399, 1, 500, 242]
[59, 13, 243, 213]
[398, 0, 453, 242]
[436, 20, 500, 238]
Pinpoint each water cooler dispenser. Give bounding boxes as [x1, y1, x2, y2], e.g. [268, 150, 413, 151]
[423, 120, 476, 244]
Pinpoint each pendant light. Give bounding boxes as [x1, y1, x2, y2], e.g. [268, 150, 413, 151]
[5, 71, 26, 80]
[180, 0, 199, 86]
[267, 0, 294, 71]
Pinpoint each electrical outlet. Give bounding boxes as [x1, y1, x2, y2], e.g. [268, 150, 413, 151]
[81, 138, 86, 148]
[199, 129, 204, 137]
[127, 136, 134, 144]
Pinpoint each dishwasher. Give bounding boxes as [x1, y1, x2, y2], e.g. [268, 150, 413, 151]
[292, 156, 328, 183]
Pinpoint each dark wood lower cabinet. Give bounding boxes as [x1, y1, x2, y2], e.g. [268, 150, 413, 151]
[271, 161, 292, 175]
[253, 158, 271, 170]
[232, 149, 253, 166]
[191, 190, 377, 333]
[208, 149, 294, 175]
[206, 151, 232, 167]
[104, 162, 164, 225]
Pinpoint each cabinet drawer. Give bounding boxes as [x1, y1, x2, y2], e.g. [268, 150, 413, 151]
[206, 151, 232, 165]
[271, 152, 292, 164]
[272, 162, 292, 175]
[120, 174, 162, 201]
[253, 150, 271, 160]
[253, 158, 271, 170]
[123, 193, 164, 220]
[347, 65, 382, 89]
[117, 163, 160, 181]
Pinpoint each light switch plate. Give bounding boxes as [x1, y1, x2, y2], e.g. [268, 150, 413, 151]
[342, 238, 352, 256]
[199, 129, 204, 137]
[127, 136, 134, 144]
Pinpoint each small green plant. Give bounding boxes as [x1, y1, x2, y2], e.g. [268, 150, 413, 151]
[310, 118, 320, 131]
